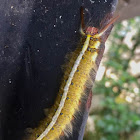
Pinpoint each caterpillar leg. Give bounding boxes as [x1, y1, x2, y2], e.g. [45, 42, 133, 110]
[88, 48, 99, 53]
[93, 48, 99, 53]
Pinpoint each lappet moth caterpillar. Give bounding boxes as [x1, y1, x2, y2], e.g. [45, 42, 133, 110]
[25, 7, 119, 140]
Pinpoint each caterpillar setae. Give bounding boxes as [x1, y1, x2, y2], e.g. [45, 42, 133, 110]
[25, 7, 119, 140]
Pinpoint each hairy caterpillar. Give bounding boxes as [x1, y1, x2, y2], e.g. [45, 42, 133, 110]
[25, 8, 119, 140]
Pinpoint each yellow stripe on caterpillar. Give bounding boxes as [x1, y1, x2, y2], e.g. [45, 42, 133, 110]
[36, 35, 91, 140]
[25, 34, 101, 140]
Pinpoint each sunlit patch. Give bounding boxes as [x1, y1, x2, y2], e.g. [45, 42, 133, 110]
[129, 93, 135, 98]
[125, 96, 132, 103]
[133, 87, 139, 94]
[122, 20, 128, 27]
[106, 69, 111, 77]
[112, 86, 119, 93]
[87, 116, 95, 132]
[129, 60, 140, 76]
[123, 28, 137, 49]
[123, 83, 128, 88]
[110, 73, 118, 80]
[96, 65, 106, 81]
[105, 81, 111, 87]
[121, 52, 131, 59]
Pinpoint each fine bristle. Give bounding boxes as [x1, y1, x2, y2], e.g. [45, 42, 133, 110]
[23, 33, 101, 140]
[98, 15, 119, 36]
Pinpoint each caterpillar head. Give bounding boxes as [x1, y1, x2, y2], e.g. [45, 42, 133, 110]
[84, 15, 119, 37]
[86, 27, 99, 36]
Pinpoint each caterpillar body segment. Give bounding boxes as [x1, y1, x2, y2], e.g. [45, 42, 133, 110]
[24, 9, 118, 140]
[25, 32, 101, 140]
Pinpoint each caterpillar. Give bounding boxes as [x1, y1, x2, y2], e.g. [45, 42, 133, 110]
[24, 8, 119, 140]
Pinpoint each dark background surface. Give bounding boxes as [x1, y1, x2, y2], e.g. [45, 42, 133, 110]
[0, 0, 117, 140]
